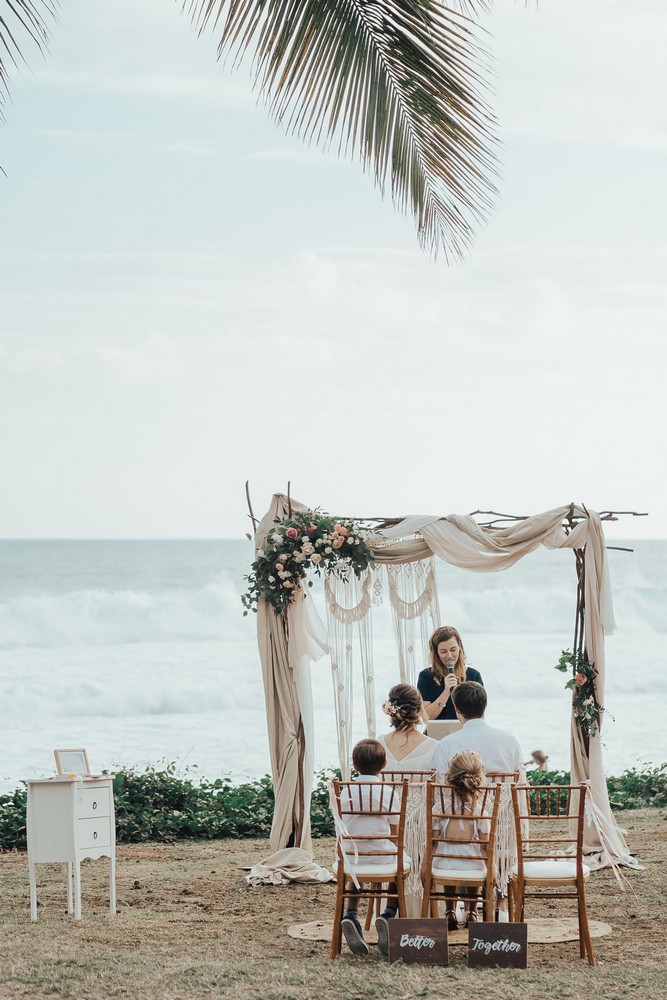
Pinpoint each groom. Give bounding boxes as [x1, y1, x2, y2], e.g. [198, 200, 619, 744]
[431, 681, 526, 922]
[431, 681, 526, 783]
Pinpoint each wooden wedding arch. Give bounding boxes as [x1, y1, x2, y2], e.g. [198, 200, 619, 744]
[247, 489, 645, 870]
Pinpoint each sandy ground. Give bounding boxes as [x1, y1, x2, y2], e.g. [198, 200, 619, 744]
[0, 808, 664, 998]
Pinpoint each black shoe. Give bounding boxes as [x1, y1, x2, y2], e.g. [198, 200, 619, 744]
[375, 916, 390, 957]
[342, 914, 369, 956]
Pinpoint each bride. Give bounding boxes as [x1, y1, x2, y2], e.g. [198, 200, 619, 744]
[377, 683, 437, 918]
[379, 683, 438, 770]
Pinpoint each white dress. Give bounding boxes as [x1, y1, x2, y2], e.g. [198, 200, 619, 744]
[378, 732, 439, 914]
[433, 808, 490, 871]
[378, 732, 438, 772]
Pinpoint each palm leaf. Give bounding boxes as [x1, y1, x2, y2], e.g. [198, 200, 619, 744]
[184, 0, 497, 257]
[0, 0, 58, 122]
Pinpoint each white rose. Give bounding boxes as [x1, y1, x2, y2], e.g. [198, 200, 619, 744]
[311, 553, 322, 564]
[347, 537, 354, 544]
[325, 546, 332, 554]
[293, 552, 305, 563]
[283, 580, 294, 588]
[268, 576, 275, 583]
[277, 552, 288, 562]
[302, 542, 314, 555]
[278, 571, 287, 579]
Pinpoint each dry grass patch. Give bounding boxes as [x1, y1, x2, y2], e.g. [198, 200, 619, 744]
[0, 809, 664, 999]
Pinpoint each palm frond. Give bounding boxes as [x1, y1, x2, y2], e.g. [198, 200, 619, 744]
[184, 0, 497, 258]
[0, 0, 58, 123]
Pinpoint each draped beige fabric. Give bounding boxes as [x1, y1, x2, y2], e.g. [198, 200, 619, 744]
[254, 496, 634, 868]
[255, 495, 321, 853]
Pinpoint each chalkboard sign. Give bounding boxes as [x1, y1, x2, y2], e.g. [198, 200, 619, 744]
[467, 922, 527, 969]
[387, 919, 449, 966]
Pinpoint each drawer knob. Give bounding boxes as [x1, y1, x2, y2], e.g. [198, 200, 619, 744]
[92, 801, 98, 810]
[93, 831, 98, 840]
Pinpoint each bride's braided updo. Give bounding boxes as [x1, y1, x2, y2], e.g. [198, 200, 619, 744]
[382, 683, 424, 733]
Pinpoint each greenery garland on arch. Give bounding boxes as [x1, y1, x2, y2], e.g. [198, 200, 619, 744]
[555, 649, 610, 740]
[242, 509, 374, 616]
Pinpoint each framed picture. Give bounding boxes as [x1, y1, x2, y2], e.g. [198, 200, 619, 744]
[54, 748, 91, 775]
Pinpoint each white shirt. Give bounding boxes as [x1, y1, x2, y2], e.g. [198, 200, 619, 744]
[339, 774, 396, 862]
[431, 718, 526, 783]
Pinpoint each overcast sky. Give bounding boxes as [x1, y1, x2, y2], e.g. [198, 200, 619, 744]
[1, 0, 665, 540]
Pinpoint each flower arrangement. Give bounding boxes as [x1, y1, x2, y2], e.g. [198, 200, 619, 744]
[241, 509, 374, 616]
[554, 649, 607, 740]
[381, 699, 402, 720]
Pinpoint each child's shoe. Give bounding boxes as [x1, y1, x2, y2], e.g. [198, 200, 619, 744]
[374, 906, 396, 957]
[341, 912, 369, 956]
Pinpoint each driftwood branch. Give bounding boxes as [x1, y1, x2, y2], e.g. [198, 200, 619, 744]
[245, 481, 259, 535]
[598, 510, 649, 520]
[356, 508, 648, 533]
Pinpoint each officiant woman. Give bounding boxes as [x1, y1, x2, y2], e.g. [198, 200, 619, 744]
[418, 625, 484, 721]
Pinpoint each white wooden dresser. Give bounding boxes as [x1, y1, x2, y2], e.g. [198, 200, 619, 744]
[27, 775, 116, 920]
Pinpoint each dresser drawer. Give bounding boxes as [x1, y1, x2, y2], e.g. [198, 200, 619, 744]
[78, 817, 112, 850]
[78, 787, 111, 819]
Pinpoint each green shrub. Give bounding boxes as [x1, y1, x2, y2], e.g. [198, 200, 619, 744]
[606, 764, 667, 810]
[0, 762, 664, 851]
[112, 764, 276, 842]
[0, 785, 27, 850]
[310, 768, 340, 838]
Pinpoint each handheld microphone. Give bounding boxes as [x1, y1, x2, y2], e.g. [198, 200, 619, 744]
[447, 661, 455, 674]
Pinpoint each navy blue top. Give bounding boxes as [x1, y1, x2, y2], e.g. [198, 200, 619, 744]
[417, 666, 484, 720]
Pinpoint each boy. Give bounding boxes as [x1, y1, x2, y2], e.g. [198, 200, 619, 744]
[338, 738, 400, 957]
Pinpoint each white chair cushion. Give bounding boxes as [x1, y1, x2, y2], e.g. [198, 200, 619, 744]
[430, 864, 487, 881]
[511, 860, 590, 880]
[334, 853, 411, 880]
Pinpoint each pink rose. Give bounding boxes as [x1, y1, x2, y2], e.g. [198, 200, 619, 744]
[307, 525, 317, 533]
[286, 527, 299, 539]
[575, 673, 587, 685]
[332, 537, 345, 549]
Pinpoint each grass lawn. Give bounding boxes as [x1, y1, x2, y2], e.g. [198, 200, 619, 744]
[0, 808, 664, 999]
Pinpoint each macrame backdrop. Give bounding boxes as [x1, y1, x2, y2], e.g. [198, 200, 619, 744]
[324, 559, 440, 779]
[324, 571, 374, 781]
[386, 559, 440, 684]
[253, 495, 636, 873]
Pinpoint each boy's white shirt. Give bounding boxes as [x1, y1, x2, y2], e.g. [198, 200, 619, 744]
[340, 774, 396, 862]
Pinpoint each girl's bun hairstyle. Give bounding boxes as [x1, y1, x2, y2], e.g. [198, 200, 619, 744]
[446, 750, 485, 803]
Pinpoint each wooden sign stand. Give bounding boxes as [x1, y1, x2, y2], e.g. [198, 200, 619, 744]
[467, 922, 528, 969]
[387, 919, 449, 966]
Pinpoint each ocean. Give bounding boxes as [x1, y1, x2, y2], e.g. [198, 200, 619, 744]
[1, 538, 665, 795]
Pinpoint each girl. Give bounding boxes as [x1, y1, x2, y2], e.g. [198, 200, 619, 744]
[431, 750, 490, 928]
[379, 683, 437, 769]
